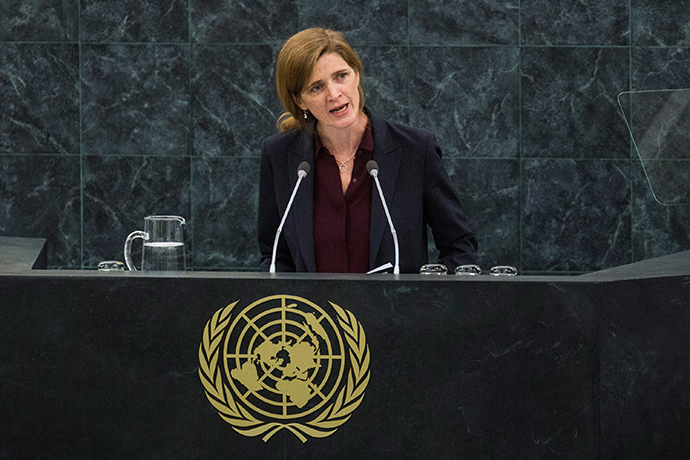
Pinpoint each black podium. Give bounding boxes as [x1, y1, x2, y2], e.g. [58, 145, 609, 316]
[1, 238, 689, 459]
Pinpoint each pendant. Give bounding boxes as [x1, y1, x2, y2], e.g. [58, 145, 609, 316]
[338, 163, 347, 173]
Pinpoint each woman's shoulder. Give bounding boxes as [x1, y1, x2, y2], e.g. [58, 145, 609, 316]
[262, 122, 316, 157]
[263, 128, 302, 151]
[370, 115, 437, 148]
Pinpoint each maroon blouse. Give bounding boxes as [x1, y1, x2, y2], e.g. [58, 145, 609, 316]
[313, 122, 374, 273]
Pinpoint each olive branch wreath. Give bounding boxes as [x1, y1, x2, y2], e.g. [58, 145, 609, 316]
[198, 299, 370, 443]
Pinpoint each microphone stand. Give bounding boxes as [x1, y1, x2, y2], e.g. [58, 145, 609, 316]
[270, 162, 310, 273]
[367, 160, 400, 274]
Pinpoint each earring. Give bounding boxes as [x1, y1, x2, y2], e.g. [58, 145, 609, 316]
[303, 110, 308, 119]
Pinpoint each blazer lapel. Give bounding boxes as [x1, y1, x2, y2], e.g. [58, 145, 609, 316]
[369, 117, 401, 269]
[286, 129, 316, 272]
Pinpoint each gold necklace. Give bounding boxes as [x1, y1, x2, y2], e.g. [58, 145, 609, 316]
[335, 151, 358, 173]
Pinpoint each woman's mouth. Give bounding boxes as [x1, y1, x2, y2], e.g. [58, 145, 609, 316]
[330, 103, 348, 114]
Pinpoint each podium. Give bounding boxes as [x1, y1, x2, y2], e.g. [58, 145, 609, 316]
[1, 238, 690, 458]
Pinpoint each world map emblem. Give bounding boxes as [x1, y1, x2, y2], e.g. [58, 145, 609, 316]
[198, 295, 371, 442]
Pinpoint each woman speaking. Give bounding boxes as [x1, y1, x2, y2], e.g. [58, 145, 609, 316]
[258, 28, 478, 273]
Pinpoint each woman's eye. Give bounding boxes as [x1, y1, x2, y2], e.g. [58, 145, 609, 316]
[310, 84, 323, 93]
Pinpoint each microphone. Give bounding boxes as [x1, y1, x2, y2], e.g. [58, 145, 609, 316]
[367, 160, 400, 274]
[270, 161, 310, 273]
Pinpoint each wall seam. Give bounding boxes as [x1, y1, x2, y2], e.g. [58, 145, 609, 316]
[78, 0, 84, 269]
[518, 0, 524, 274]
[188, 0, 195, 270]
[407, 0, 411, 125]
[628, 0, 634, 263]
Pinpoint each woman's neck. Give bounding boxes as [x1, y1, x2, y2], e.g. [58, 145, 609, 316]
[317, 112, 369, 158]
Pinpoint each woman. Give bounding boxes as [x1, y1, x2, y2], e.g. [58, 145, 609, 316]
[258, 28, 478, 273]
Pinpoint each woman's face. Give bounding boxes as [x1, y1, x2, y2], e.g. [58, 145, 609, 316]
[294, 52, 361, 132]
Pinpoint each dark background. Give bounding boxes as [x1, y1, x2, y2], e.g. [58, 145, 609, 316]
[1, 0, 690, 272]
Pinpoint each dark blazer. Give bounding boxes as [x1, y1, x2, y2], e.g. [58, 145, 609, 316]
[258, 115, 478, 273]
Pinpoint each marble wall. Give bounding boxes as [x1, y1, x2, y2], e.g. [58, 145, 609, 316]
[1, 0, 689, 273]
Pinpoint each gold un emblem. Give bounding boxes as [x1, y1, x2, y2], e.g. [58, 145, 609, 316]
[198, 295, 370, 442]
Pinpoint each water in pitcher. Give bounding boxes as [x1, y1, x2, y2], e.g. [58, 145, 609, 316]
[142, 242, 186, 271]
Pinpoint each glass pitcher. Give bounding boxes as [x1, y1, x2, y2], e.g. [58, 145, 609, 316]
[124, 215, 186, 271]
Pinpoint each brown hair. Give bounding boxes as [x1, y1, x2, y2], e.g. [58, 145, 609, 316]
[275, 28, 365, 132]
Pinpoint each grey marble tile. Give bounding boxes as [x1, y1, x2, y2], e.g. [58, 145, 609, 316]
[632, 0, 690, 47]
[0, 155, 81, 268]
[81, 0, 188, 43]
[522, 159, 631, 273]
[410, 0, 519, 45]
[192, 45, 281, 157]
[0, 44, 79, 154]
[81, 44, 190, 156]
[0, 0, 79, 42]
[632, 160, 690, 262]
[521, 47, 630, 159]
[440, 158, 521, 270]
[410, 46, 519, 158]
[357, 46, 408, 125]
[191, 0, 297, 44]
[298, 0, 407, 45]
[192, 156, 260, 270]
[632, 47, 690, 91]
[522, 0, 629, 45]
[82, 156, 192, 268]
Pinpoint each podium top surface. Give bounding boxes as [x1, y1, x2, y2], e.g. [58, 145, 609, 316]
[576, 249, 690, 282]
[0, 236, 47, 272]
[1, 236, 689, 282]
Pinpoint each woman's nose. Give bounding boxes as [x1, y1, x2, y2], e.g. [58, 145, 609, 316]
[326, 83, 340, 100]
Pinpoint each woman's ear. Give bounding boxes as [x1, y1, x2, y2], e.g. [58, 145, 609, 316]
[292, 93, 306, 111]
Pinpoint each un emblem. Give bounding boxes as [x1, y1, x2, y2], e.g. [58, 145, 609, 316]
[198, 295, 370, 442]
